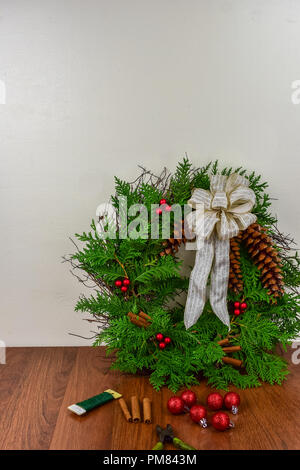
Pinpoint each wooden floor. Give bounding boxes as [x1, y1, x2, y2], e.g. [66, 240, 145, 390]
[0, 347, 299, 450]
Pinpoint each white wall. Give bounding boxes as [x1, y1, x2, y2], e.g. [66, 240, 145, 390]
[0, 0, 299, 346]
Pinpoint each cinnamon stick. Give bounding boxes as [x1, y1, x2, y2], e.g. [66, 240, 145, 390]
[143, 397, 151, 424]
[222, 346, 241, 353]
[131, 396, 141, 423]
[222, 357, 243, 368]
[138, 311, 152, 322]
[118, 398, 132, 422]
[217, 338, 230, 346]
[127, 312, 150, 328]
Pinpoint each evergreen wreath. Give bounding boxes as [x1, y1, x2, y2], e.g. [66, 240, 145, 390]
[65, 159, 300, 391]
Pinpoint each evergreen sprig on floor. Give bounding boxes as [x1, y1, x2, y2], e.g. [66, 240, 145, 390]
[68, 159, 300, 391]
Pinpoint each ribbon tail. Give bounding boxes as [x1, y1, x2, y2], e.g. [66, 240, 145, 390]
[209, 235, 230, 327]
[184, 238, 214, 329]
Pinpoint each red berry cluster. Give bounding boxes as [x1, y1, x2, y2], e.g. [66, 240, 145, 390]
[167, 390, 240, 431]
[114, 278, 130, 293]
[233, 300, 247, 316]
[156, 333, 171, 349]
[155, 198, 172, 215]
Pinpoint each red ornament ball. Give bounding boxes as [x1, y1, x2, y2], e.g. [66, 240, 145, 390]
[159, 342, 166, 350]
[224, 392, 240, 414]
[115, 280, 122, 287]
[123, 278, 130, 286]
[156, 208, 163, 215]
[156, 333, 164, 342]
[181, 390, 197, 408]
[234, 309, 241, 316]
[211, 411, 232, 431]
[234, 301, 240, 308]
[189, 405, 207, 423]
[240, 302, 247, 310]
[167, 396, 184, 415]
[206, 392, 223, 410]
[121, 286, 128, 292]
[164, 337, 171, 344]
[165, 205, 172, 212]
[160, 198, 167, 205]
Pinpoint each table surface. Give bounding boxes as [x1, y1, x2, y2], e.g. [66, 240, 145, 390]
[0, 346, 299, 450]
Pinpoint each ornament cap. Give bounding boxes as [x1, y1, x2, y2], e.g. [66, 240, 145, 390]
[199, 418, 208, 428]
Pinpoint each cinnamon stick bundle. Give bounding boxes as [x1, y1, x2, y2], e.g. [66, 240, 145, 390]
[143, 398, 151, 424]
[131, 396, 141, 423]
[118, 398, 132, 422]
[127, 311, 151, 328]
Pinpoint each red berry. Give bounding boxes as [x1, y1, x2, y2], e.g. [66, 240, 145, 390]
[206, 392, 223, 410]
[160, 198, 167, 205]
[190, 405, 207, 425]
[234, 309, 241, 316]
[234, 301, 240, 308]
[165, 205, 172, 212]
[240, 302, 247, 310]
[115, 280, 122, 287]
[181, 390, 197, 408]
[167, 396, 184, 415]
[211, 411, 232, 431]
[164, 337, 171, 344]
[156, 333, 164, 342]
[123, 279, 130, 286]
[159, 342, 166, 350]
[121, 286, 128, 292]
[156, 208, 163, 215]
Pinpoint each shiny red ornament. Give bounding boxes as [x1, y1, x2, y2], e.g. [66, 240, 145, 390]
[240, 302, 247, 310]
[206, 392, 223, 410]
[164, 337, 171, 344]
[165, 205, 172, 212]
[159, 342, 166, 350]
[234, 301, 240, 308]
[156, 333, 164, 341]
[160, 198, 167, 205]
[189, 405, 208, 428]
[234, 309, 241, 316]
[156, 207, 163, 215]
[121, 286, 128, 292]
[123, 278, 130, 286]
[115, 280, 122, 287]
[211, 411, 233, 431]
[224, 392, 240, 414]
[167, 396, 184, 415]
[181, 390, 197, 408]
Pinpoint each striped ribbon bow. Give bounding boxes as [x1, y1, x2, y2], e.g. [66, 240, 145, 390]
[184, 173, 257, 329]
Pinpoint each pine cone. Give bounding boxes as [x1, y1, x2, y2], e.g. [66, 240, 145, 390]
[229, 233, 243, 293]
[242, 223, 284, 298]
[160, 219, 187, 256]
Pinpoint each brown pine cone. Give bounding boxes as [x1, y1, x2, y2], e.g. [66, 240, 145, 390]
[229, 233, 243, 293]
[160, 219, 187, 256]
[242, 223, 284, 298]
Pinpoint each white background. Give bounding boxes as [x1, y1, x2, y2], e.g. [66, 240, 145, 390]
[0, 0, 299, 346]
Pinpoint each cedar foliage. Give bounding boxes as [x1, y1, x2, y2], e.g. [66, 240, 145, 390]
[68, 159, 300, 391]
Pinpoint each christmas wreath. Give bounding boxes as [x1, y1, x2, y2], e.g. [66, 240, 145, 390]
[66, 159, 300, 391]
